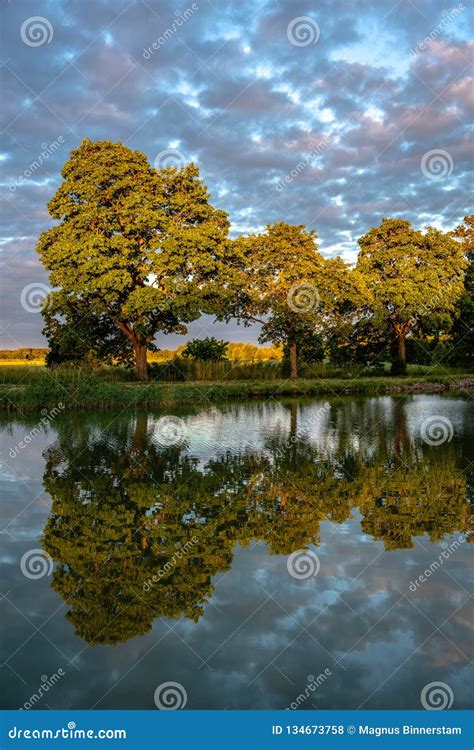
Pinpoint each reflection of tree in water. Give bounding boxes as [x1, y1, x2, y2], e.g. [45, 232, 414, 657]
[354, 401, 471, 549]
[40, 401, 471, 645]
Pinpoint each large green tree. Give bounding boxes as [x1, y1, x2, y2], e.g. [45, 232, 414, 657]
[228, 223, 366, 378]
[37, 139, 230, 380]
[356, 218, 467, 372]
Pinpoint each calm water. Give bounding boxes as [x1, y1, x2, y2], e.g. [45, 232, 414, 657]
[0, 394, 472, 710]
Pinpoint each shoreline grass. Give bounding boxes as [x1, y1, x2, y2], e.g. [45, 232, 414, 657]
[0, 367, 472, 413]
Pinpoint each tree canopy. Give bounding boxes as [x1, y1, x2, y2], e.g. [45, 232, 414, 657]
[448, 215, 474, 366]
[37, 140, 472, 377]
[182, 337, 228, 362]
[38, 139, 230, 380]
[42, 292, 136, 368]
[356, 218, 467, 373]
[224, 222, 367, 377]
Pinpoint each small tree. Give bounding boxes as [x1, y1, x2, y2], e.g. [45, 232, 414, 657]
[227, 223, 367, 378]
[37, 139, 229, 380]
[182, 337, 228, 362]
[357, 218, 467, 373]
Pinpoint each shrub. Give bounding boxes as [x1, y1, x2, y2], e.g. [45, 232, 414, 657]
[182, 338, 228, 362]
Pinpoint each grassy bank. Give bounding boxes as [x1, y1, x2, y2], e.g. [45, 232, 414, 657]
[0, 366, 472, 413]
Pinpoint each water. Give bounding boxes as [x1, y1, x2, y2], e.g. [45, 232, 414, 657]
[0, 394, 472, 710]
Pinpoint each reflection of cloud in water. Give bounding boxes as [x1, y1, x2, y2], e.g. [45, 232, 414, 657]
[0, 394, 472, 710]
[147, 395, 470, 465]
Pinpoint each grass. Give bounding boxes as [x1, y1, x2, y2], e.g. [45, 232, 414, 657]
[0, 360, 470, 385]
[0, 357, 470, 382]
[0, 365, 472, 413]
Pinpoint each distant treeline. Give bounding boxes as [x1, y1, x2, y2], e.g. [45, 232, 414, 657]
[0, 343, 282, 363]
[0, 348, 47, 360]
[150, 342, 282, 363]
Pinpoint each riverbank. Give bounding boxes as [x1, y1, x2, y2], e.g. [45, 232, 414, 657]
[1, 369, 473, 413]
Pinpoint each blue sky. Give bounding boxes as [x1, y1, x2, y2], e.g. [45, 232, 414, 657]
[1, 0, 472, 348]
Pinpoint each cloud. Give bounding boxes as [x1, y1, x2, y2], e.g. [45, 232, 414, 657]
[1, 0, 472, 346]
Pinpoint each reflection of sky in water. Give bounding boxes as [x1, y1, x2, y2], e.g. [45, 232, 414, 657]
[147, 395, 470, 464]
[0, 394, 472, 710]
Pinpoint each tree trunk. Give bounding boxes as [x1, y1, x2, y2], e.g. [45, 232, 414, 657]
[133, 339, 149, 381]
[290, 401, 297, 438]
[133, 412, 148, 448]
[393, 400, 409, 462]
[289, 341, 298, 379]
[391, 320, 410, 375]
[397, 331, 406, 364]
[113, 320, 150, 382]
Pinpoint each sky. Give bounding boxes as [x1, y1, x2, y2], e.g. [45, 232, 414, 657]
[0, 0, 472, 349]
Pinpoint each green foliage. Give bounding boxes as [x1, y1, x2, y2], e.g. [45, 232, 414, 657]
[291, 331, 324, 364]
[446, 215, 474, 366]
[37, 139, 230, 379]
[282, 331, 324, 376]
[182, 337, 229, 362]
[148, 359, 283, 382]
[357, 218, 467, 365]
[326, 317, 388, 366]
[33, 146, 473, 382]
[226, 223, 367, 377]
[42, 292, 136, 368]
[1, 365, 472, 413]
